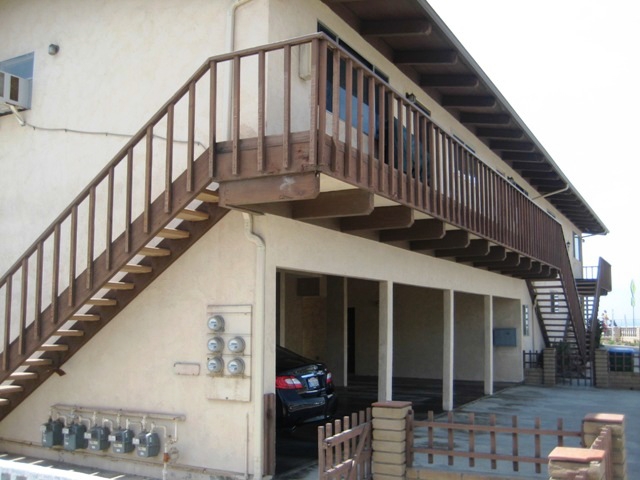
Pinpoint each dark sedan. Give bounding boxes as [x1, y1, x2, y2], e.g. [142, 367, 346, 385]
[275, 346, 338, 427]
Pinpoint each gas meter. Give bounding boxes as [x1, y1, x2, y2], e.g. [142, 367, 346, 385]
[41, 417, 65, 448]
[134, 431, 161, 457]
[63, 422, 88, 450]
[109, 428, 135, 454]
[85, 425, 111, 451]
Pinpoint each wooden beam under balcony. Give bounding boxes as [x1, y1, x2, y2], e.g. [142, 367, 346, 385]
[442, 95, 496, 108]
[475, 251, 520, 269]
[410, 230, 469, 251]
[475, 128, 524, 139]
[292, 190, 374, 220]
[420, 74, 479, 88]
[499, 257, 532, 274]
[490, 140, 535, 151]
[435, 239, 490, 258]
[520, 265, 556, 279]
[341, 206, 414, 232]
[380, 219, 445, 242]
[361, 19, 431, 37]
[394, 50, 457, 65]
[458, 113, 511, 125]
[218, 173, 320, 207]
[463, 246, 507, 263]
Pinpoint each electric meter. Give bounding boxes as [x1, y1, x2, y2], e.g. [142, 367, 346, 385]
[227, 357, 245, 376]
[227, 336, 246, 354]
[207, 356, 224, 374]
[207, 336, 224, 353]
[207, 315, 225, 332]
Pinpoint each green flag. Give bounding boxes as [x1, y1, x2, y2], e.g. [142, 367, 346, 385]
[632, 280, 637, 307]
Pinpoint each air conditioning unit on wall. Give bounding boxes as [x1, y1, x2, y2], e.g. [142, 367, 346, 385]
[0, 70, 32, 113]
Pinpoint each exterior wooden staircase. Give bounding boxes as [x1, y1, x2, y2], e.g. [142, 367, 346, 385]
[527, 257, 611, 369]
[0, 58, 233, 420]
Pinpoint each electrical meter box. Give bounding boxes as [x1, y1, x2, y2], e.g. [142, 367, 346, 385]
[493, 328, 517, 347]
[42, 418, 65, 447]
[85, 426, 111, 451]
[134, 431, 161, 457]
[109, 428, 135, 453]
[63, 423, 88, 450]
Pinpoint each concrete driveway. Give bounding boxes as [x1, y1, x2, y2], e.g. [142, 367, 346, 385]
[412, 384, 639, 478]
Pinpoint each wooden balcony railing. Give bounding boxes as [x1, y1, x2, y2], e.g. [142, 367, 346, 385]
[1, 33, 584, 376]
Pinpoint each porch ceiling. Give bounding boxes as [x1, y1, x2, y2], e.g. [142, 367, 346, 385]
[320, 0, 607, 235]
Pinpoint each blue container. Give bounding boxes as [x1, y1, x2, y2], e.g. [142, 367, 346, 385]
[608, 347, 635, 372]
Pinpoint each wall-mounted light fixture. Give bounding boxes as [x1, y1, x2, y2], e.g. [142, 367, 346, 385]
[48, 44, 60, 56]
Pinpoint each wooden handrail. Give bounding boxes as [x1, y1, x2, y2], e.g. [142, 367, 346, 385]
[1, 32, 587, 378]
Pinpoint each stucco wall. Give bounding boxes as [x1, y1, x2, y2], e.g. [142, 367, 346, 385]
[0, 213, 259, 477]
[0, 0, 269, 274]
[393, 285, 444, 379]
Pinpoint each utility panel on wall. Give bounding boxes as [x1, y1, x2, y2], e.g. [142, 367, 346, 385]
[493, 328, 517, 347]
[205, 305, 252, 402]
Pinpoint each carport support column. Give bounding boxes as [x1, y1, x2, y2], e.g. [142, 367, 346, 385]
[378, 281, 393, 401]
[442, 289, 454, 412]
[484, 295, 494, 395]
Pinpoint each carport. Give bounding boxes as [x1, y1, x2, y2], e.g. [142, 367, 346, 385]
[274, 270, 522, 475]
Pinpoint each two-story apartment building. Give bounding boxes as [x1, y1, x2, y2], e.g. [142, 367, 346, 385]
[0, 0, 609, 478]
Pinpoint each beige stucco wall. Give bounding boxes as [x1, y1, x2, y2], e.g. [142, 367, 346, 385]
[0, 0, 269, 274]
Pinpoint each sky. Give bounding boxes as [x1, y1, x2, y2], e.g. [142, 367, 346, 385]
[427, 0, 640, 325]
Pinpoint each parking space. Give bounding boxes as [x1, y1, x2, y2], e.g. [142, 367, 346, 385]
[274, 376, 514, 477]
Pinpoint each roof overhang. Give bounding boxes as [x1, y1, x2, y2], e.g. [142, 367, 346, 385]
[321, 0, 608, 235]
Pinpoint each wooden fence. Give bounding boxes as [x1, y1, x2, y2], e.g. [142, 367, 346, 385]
[318, 408, 372, 480]
[407, 410, 582, 475]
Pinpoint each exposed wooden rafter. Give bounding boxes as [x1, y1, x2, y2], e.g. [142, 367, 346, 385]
[442, 95, 496, 108]
[420, 74, 479, 88]
[394, 50, 457, 65]
[459, 113, 511, 125]
[361, 19, 431, 37]
[490, 140, 535, 151]
[475, 128, 523, 139]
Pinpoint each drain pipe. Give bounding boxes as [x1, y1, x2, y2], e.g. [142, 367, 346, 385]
[224, 0, 256, 140]
[242, 212, 266, 480]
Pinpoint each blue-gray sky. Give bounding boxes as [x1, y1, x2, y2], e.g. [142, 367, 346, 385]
[428, 0, 640, 324]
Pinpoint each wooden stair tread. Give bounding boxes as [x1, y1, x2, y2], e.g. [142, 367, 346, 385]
[70, 314, 100, 322]
[24, 358, 52, 366]
[120, 264, 152, 274]
[157, 228, 190, 240]
[38, 344, 69, 352]
[196, 190, 219, 203]
[177, 209, 209, 222]
[56, 330, 84, 337]
[139, 246, 171, 257]
[0, 385, 23, 394]
[104, 281, 135, 291]
[9, 372, 37, 380]
[0, 399, 10, 406]
[85, 298, 117, 306]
